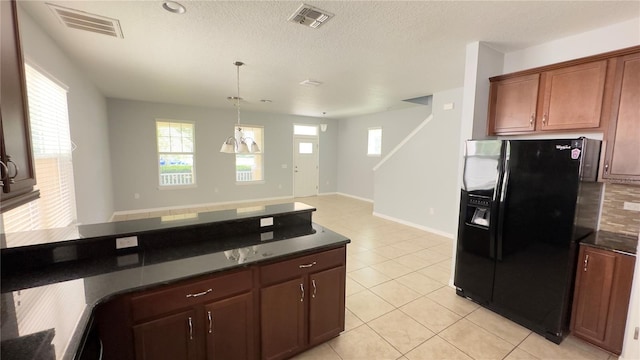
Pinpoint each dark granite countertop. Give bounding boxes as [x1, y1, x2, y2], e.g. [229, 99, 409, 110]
[0, 203, 350, 360]
[1, 202, 316, 249]
[580, 230, 638, 255]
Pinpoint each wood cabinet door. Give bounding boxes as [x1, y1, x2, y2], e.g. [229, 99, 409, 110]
[489, 74, 539, 134]
[308, 266, 345, 346]
[204, 292, 254, 360]
[0, 0, 38, 210]
[260, 277, 306, 360]
[602, 52, 640, 181]
[571, 247, 616, 343]
[539, 60, 608, 131]
[133, 309, 199, 360]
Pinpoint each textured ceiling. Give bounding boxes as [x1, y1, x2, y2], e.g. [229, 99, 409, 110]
[18, 1, 640, 119]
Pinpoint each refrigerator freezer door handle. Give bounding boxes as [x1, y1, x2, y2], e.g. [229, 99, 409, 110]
[496, 143, 510, 261]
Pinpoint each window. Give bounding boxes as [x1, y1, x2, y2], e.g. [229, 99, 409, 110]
[2, 64, 77, 233]
[368, 127, 382, 156]
[156, 120, 195, 187]
[294, 124, 318, 136]
[236, 125, 263, 182]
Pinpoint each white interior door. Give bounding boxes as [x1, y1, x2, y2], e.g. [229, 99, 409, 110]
[293, 137, 318, 197]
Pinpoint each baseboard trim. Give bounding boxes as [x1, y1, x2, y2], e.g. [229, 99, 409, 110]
[335, 192, 374, 203]
[372, 211, 455, 239]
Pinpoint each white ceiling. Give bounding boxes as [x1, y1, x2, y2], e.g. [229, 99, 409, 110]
[18, 1, 640, 119]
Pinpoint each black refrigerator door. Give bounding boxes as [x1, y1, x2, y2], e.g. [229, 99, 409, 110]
[454, 140, 503, 303]
[492, 139, 583, 341]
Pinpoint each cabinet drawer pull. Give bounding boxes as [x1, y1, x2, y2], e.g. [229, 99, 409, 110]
[312, 279, 317, 298]
[6, 156, 19, 184]
[186, 288, 212, 298]
[583, 254, 589, 272]
[299, 261, 317, 268]
[207, 311, 213, 334]
[300, 283, 304, 302]
[542, 114, 547, 126]
[529, 113, 535, 126]
[188, 317, 194, 340]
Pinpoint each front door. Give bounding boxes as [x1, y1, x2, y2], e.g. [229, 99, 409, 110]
[293, 137, 318, 197]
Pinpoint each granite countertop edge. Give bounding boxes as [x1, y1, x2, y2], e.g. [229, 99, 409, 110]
[580, 230, 638, 256]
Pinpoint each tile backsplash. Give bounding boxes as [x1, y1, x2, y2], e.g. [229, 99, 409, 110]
[599, 183, 640, 236]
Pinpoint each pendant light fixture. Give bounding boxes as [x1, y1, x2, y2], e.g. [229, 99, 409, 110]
[220, 61, 261, 154]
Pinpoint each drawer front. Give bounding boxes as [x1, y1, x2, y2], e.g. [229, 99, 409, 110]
[260, 246, 346, 286]
[131, 269, 252, 323]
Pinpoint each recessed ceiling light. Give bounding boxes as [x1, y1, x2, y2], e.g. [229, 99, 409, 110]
[162, 1, 186, 14]
[299, 79, 322, 87]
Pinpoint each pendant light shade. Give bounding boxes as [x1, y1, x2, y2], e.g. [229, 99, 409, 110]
[220, 61, 261, 154]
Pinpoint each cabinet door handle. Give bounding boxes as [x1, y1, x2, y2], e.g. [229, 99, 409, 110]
[0, 161, 7, 187]
[583, 254, 589, 272]
[604, 163, 609, 175]
[188, 317, 194, 340]
[529, 113, 535, 126]
[6, 156, 19, 184]
[312, 279, 317, 298]
[186, 288, 212, 298]
[542, 114, 547, 126]
[300, 283, 304, 302]
[299, 261, 316, 268]
[207, 311, 213, 334]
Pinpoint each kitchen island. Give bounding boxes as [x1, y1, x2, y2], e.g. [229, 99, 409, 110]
[0, 202, 350, 360]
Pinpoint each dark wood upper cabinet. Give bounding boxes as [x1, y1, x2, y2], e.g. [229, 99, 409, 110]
[538, 60, 607, 131]
[1, 0, 39, 212]
[488, 74, 539, 133]
[487, 46, 639, 137]
[601, 51, 640, 182]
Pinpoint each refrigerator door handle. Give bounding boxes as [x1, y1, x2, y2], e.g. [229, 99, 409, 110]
[496, 142, 511, 261]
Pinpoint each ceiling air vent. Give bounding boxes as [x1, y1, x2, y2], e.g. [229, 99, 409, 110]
[47, 3, 124, 38]
[288, 4, 333, 29]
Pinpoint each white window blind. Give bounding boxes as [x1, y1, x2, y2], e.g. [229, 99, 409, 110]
[2, 64, 77, 233]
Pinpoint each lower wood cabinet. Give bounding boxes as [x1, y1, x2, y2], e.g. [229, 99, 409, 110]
[95, 245, 347, 360]
[570, 245, 635, 355]
[133, 309, 199, 360]
[260, 247, 346, 360]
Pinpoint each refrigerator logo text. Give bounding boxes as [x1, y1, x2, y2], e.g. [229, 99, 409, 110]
[555, 145, 571, 150]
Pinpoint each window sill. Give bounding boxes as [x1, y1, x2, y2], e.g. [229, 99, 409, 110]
[235, 181, 265, 186]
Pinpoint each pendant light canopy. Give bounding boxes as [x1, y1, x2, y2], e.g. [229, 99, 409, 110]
[220, 61, 261, 154]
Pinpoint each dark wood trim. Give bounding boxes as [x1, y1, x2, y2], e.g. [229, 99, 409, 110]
[490, 45, 640, 82]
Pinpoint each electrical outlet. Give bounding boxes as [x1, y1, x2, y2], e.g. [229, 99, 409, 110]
[260, 217, 274, 227]
[116, 236, 138, 249]
[623, 202, 640, 212]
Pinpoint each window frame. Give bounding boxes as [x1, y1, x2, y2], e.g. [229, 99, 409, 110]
[367, 127, 382, 157]
[156, 119, 197, 189]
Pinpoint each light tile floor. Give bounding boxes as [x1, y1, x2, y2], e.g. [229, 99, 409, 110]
[115, 194, 618, 360]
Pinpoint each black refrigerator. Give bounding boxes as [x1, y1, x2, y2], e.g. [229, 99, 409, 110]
[454, 138, 603, 344]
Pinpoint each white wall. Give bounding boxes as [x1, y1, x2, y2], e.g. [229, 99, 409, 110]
[504, 18, 640, 73]
[108, 99, 338, 211]
[18, 6, 114, 224]
[336, 105, 431, 201]
[373, 88, 463, 237]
